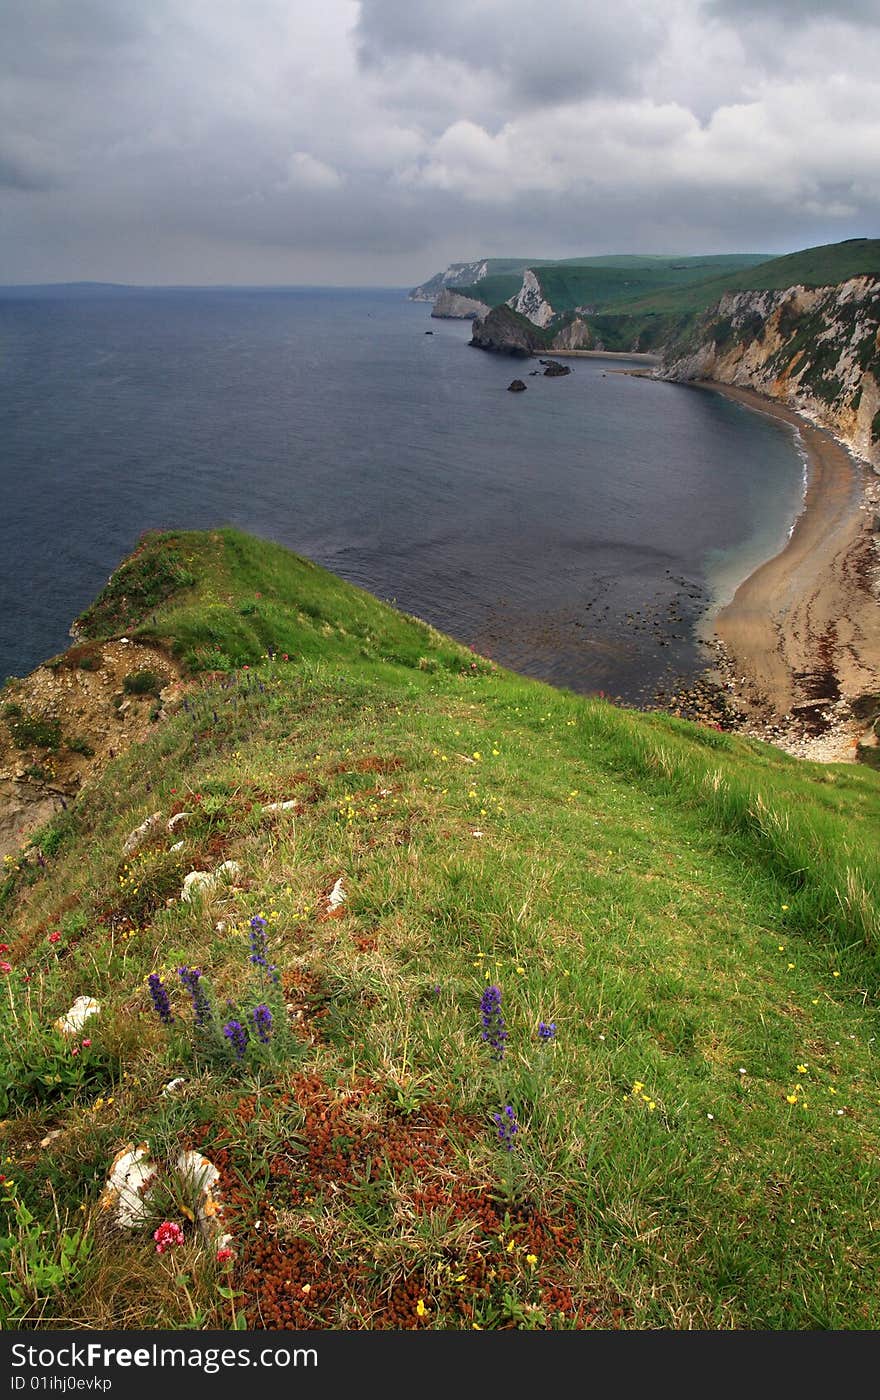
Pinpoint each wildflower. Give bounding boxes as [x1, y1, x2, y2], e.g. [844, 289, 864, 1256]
[797, 1064, 808, 1075]
[0, 962, 12, 975]
[526, 1254, 538, 1268]
[154, 1221, 185, 1254]
[147, 972, 173, 1025]
[249, 914, 269, 965]
[216, 1247, 234, 1265]
[223, 1019, 249, 1060]
[493, 1105, 519, 1150]
[81, 1039, 91, 1048]
[538, 1022, 557, 1042]
[251, 1003, 273, 1044]
[47, 931, 61, 945]
[480, 984, 508, 1060]
[416, 1299, 428, 1318]
[178, 967, 213, 1026]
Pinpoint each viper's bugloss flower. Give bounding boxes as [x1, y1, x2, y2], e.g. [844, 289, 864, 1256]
[223, 1018, 249, 1060]
[153, 1221, 185, 1254]
[480, 984, 508, 1060]
[492, 1105, 519, 1151]
[251, 1003, 273, 1043]
[538, 1021, 557, 1042]
[178, 966, 212, 1026]
[147, 972, 173, 1025]
[249, 915, 269, 967]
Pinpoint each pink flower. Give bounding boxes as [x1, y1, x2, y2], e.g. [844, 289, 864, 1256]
[70, 1045, 80, 1056]
[0, 943, 9, 953]
[216, 1247, 234, 1264]
[47, 931, 61, 944]
[153, 1221, 185, 1254]
[81, 1038, 91, 1048]
[0, 961, 12, 975]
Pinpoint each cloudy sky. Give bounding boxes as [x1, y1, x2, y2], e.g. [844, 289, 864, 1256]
[2, 0, 878, 285]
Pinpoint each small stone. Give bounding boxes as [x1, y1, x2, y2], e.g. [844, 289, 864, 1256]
[122, 812, 163, 857]
[100, 1143, 160, 1228]
[54, 996, 100, 1035]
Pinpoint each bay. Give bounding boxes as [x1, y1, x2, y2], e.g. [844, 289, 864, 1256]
[0, 286, 806, 701]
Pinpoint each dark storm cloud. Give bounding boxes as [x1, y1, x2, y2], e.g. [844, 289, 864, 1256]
[706, 0, 880, 21]
[356, 0, 664, 105]
[0, 0, 877, 284]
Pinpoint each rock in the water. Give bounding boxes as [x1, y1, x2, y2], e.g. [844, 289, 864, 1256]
[507, 379, 527, 393]
[540, 359, 571, 377]
[54, 996, 100, 1035]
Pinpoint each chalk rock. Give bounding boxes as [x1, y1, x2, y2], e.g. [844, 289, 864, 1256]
[100, 1143, 160, 1228]
[167, 812, 192, 833]
[54, 996, 100, 1035]
[122, 812, 163, 857]
[181, 870, 215, 903]
[181, 860, 241, 903]
[177, 1150, 232, 1251]
[262, 800, 298, 813]
[327, 876, 346, 911]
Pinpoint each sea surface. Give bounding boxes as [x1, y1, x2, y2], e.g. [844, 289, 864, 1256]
[0, 286, 807, 702]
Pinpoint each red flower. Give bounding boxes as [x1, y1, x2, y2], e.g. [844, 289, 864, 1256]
[0, 961, 12, 975]
[216, 1247, 234, 1264]
[47, 931, 61, 944]
[154, 1221, 185, 1254]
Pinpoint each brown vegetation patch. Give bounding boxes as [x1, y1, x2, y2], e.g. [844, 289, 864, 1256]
[191, 1076, 621, 1330]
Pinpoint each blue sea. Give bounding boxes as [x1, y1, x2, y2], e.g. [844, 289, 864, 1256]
[0, 286, 807, 701]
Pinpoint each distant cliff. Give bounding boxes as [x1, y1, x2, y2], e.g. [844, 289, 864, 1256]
[409, 260, 490, 302]
[431, 289, 490, 320]
[656, 276, 880, 469]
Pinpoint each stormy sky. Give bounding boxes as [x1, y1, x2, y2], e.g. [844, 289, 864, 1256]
[2, 0, 878, 285]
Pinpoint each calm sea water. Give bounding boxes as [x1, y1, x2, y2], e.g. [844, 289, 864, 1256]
[0, 286, 806, 701]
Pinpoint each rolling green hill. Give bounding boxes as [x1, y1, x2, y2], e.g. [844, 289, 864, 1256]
[2, 528, 880, 1330]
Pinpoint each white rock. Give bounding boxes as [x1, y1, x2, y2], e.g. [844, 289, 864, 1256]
[169, 840, 185, 852]
[263, 800, 298, 813]
[177, 1149, 229, 1247]
[99, 1143, 160, 1228]
[160, 1077, 186, 1098]
[54, 996, 100, 1035]
[40, 1129, 64, 1148]
[181, 870, 215, 903]
[167, 811, 192, 833]
[327, 876, 346, 911]
[216, 860, 240, 882]
[122, 812, 163, 857]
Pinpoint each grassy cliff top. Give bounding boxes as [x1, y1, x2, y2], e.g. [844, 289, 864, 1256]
[2, 528, 880, 1329]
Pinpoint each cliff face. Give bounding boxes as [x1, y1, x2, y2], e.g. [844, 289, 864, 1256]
[469, 304, 548, 355]
[507, 268, 555, 327]
[657, 276, 880, 468]
[431, 289, 491, 320]
[409, 259, 490, 302]
[470, 304, 592, 355]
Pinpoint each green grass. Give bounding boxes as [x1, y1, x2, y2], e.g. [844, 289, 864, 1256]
[2, 527, 880, 1329]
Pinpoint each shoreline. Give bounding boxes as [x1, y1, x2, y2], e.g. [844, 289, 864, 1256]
[684, 381, 880, 761]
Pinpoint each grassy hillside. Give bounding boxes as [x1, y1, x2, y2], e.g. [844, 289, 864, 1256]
[458, 254, 770, 316]
[2, 528, 880, 1330]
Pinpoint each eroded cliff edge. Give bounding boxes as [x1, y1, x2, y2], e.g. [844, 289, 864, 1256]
[655, 275, 880, 470]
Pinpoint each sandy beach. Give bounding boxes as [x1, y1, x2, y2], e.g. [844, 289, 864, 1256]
[697, 382, 880, 758]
